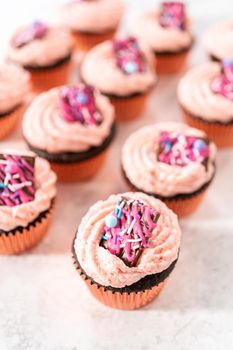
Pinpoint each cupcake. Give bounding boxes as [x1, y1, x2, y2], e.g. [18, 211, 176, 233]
[130, 1, 193, 74]
[7, 21, 73, 93]
[0, 62, 31, 139]
[178, 60, 233, 147]
[23, 84, 115, 182]
[80, 37, 156, 121]
[203, 20, 233, 61]
[73, 192, 181, 310]
[121, 122, 216, 217]
[0, 151, 56, 255]
[59, 0, 124, 52]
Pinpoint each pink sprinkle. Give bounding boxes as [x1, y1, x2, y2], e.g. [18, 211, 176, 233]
[159, 2, 186, 31]
[113, 37, 146, 75]
[59, 85, 102, 126]
[157, 131, 209, 167]
[211, 59, 233, 101]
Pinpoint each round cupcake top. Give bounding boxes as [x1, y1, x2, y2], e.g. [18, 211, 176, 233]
[74, 192, 181, 288]
[59, 0, 124, 34]
[23, 84, 115, 153]
[0, 150, 56, 232]
[122, 122, 216, 197]
[81, 37, 156, 96]
[178, 61, 233, 122]
[130, 2, 192, 53]
[7, 21, 72, 68]
[0, 62, 30, 114]
[203, 20, 233, 60]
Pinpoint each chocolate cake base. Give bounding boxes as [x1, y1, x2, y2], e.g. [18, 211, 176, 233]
[72, 243, 178, 294]
[122, 165, 215, 202]
[26, 123, 116, 164]
[24, 53, 72, 71]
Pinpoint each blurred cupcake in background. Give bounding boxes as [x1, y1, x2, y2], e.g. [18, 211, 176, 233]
[0, 62, 31, 140]
[178, 60, 233, 147]
[7, 21, 73, 93]
[203, 20, 233, 61]
[121, 122, 216, 217]
[23, 84, 115, 182]
[0, 150, 56, 255]
[58, 0, 124, 52]
[80, 37, 156, 121]
[130, 1, 193, 74]
[73, 192, 181, 309]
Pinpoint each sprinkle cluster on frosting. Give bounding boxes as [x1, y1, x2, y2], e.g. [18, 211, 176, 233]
[157, 131, 209, 167]
[59, 85, 102, 125]
[159, 1, 186, 30]
[113, 37, 146, 75]
[100, 197, 160, 267]
[0, 154, 35, 207]
[211, 59, 233, 101]
[12, 21, 48, 48]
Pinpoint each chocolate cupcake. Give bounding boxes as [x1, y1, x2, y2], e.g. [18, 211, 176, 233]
[23, 84, 115, 182]
[0, 150, 56, 255]
[7, 21, 73, 93]
[73, 192, 181, 309]
[130, 1, 193, 74]
[80, 37, 157, 121]
[203, 20, 233, 61]
[178, 60, 233, 147]
[59, 0, 124, 52]
[121, 122, 216, 217]
[0, 62, 31, 139]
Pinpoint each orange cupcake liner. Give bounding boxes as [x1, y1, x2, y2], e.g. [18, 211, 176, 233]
[0, 105, 23, 140]
[0, 202, 54, 255]
[122, 167, 214, 218]
[50, 149, 109, 182]
[182, 108, 233, 148]
[155, 50, 190, 75]
[162, 187, 209, 218]
[73, 256, 166, 310]
[72, 29, 116, 52]
[28, 58, 72, 94]
[110, 92, 149, 122]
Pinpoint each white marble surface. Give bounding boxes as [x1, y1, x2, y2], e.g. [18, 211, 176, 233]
[1, 1, 233, 349]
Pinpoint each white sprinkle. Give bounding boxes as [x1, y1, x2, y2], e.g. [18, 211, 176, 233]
[13, 174, 20, 179]
[127, 218, 136, 234]
[132, 244, 140, 250]
[127, 238, 142, 243]
[120, 243, 126, 248]
[119, 229, 127, 236]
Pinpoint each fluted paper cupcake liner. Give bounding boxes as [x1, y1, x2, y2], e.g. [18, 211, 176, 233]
[72, 29, 116, 52]
[72, 254, 173, 310]
[0, 201, 55, 255]
[155, 49, 190, 75]
[0, 106, 23, 140]
[182, 108, 233, 148]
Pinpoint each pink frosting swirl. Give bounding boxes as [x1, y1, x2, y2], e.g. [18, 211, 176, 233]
[0, 62, 30, 114]
[122, 122, 216, 197]
[81, 41, 156, 96]
[203, 20, 233, 59]
[130, 10, 192, 53]
[23, 86, 115, 153]
[0, 150, 56, 231]
[59, 0, 124, 34]
[178, 62, 233, 122]
[7, 26, 72, 67]
[74, 192, 181, 288]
